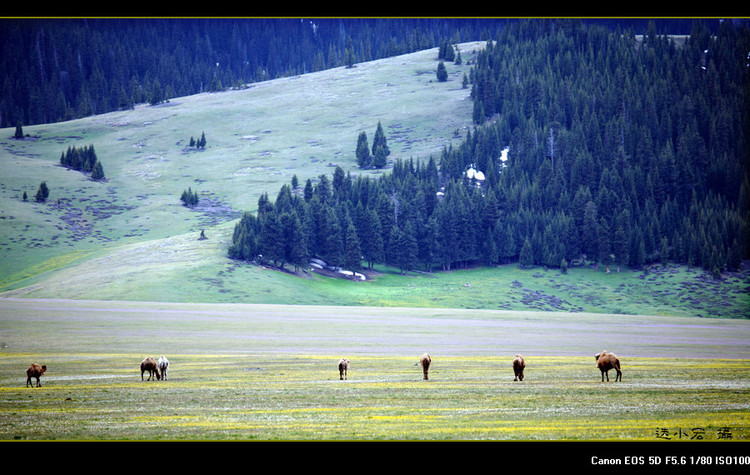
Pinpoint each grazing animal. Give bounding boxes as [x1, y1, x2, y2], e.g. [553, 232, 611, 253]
[338, 358, 350, 380]
[140, 357, 161, 381]
[512, 354, 525, 381]
[26, 363, 47, 388]
[419, 353, 432, 380]
[157, 355, 169, 380]
[595, 350, 622, 382]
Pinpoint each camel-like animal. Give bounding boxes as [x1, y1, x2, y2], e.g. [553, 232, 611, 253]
[338, 358, 350, 380]
[512, 354, 525, 381]
[419, 353, 432, 380]
[26, 363, 47, 387]
[140, 357, 161, 381]
[157, 355, 169, 380]
[595, 350, 622, 382]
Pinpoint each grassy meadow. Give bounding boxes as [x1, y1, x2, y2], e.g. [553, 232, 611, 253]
[1, 298, 749, 441]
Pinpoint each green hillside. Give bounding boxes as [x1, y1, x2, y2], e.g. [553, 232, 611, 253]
[1, 40, 748, 319]
[0, 43, 479, 295]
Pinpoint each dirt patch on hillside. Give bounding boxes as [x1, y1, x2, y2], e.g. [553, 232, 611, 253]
[186, 193, 242, 228]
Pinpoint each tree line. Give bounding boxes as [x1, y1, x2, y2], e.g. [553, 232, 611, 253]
[1, 18, 508, 129]
[230, 20, 748, 278]
[1, 18, 709, 129]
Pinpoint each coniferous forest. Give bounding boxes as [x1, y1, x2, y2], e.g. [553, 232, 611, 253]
[1, 18, 500, 128]
[2, 18, 747, 278]
[1, 18, 704, 129]
[228, 19, 750, 278]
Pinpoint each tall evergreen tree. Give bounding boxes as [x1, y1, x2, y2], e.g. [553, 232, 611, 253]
[519, 237, 534, 269]
[356, 131, 371, 168]
[259, 212, 285, 268]
[436, 61, 448, 82]
[35, 181, 49, 203]
[91, 160, 106, 181]
[343, 221, 362, 275]
[361, 207, 384, 270]
[372, 145, 387, 169]
[372, 121, 390, 157]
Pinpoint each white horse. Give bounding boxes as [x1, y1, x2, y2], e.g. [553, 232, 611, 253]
[157, 355, 170, 380]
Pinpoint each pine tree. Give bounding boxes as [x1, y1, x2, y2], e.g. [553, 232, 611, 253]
[315, 174, 332, 204]
[35, 182, 49, 203]
[288, 213, 309, 271]
[259, 212, 285, 268]
[356, 131, 371, 168]
[343, 222, 362, 275]
[519, 237, 534, 269]
[282, 211, 308, 272]
[180, 187, 199, 207]
[361, 207, 384, 270]
[321, 206, 343, 266]
[91, 160, 105, 181]
[372, 145, 387, 169]
[436, 61, 448, 82]
[304, 179, 314, 202]
[371, 121, 390, 157]
[399, 221, 418, 274]
[582, 201, 599, 263]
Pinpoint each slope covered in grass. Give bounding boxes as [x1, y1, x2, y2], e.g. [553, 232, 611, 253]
[0, 43, 480, 294]
[1, 39, 748, 319]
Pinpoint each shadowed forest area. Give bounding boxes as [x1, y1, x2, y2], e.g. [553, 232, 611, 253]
[228, 20, 750, 283]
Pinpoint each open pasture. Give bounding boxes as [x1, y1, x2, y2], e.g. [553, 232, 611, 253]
[1, 298, 749, 441]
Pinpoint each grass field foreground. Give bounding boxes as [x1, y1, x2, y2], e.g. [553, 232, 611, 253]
[1, 298, 749, 441]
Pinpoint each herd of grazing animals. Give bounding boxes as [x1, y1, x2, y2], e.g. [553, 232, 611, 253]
[22, 350, 623, 387]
